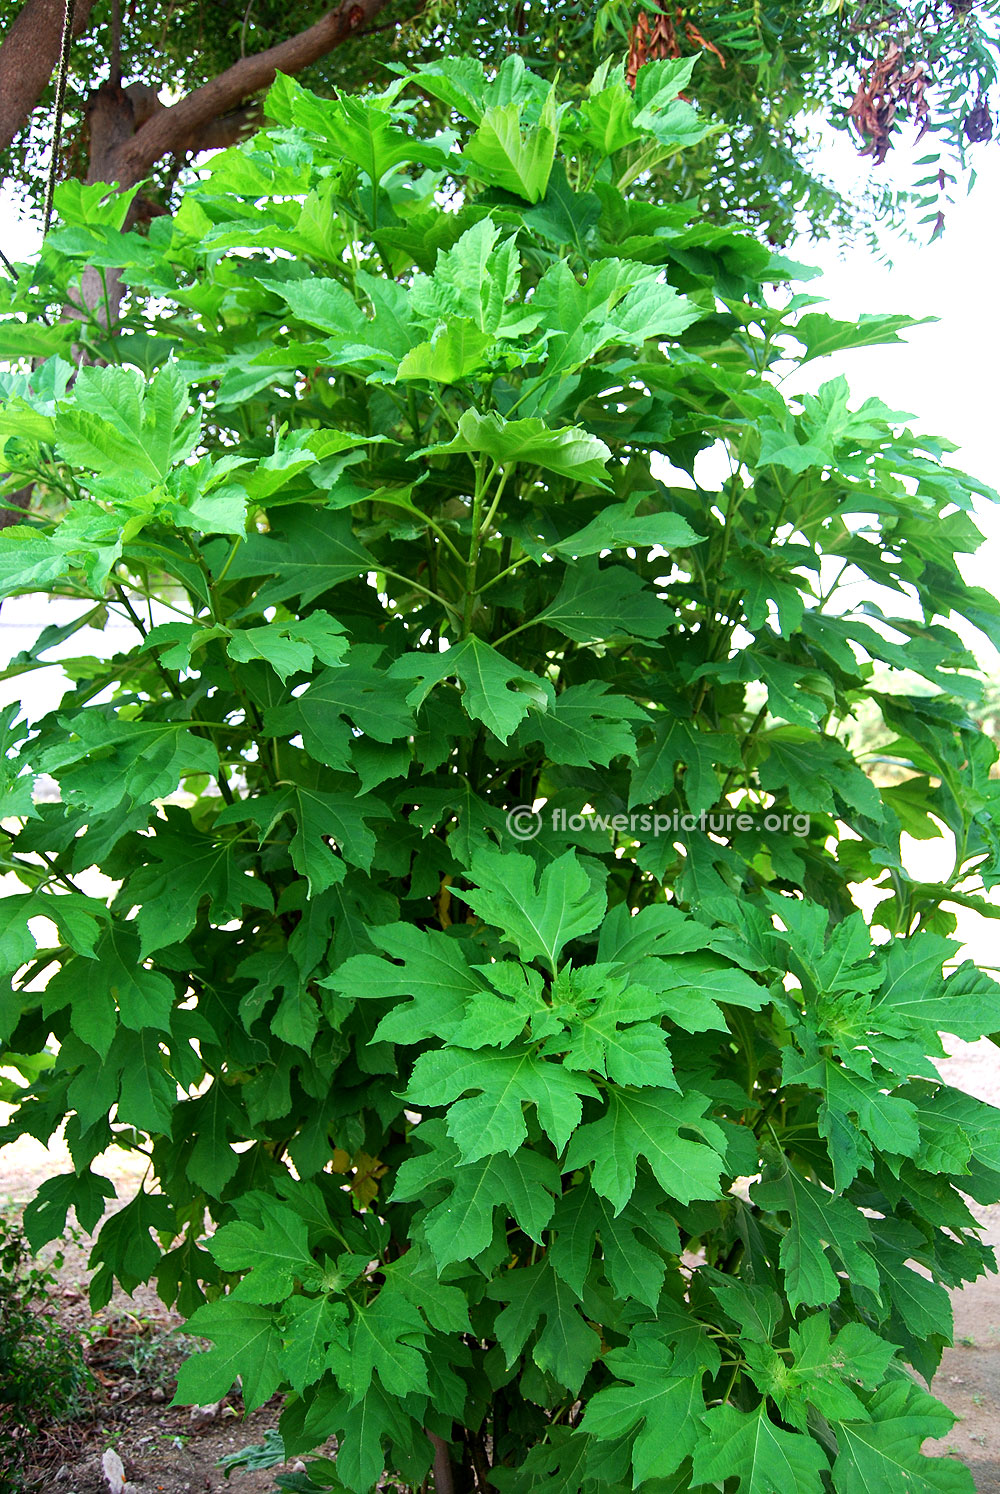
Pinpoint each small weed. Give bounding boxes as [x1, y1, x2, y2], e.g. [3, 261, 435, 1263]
[0, 1218, 94, 1493]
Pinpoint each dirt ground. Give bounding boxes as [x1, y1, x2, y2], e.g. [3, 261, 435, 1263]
[922, 1038, 1000, 1494]
[3, 1035, 1000, 1493]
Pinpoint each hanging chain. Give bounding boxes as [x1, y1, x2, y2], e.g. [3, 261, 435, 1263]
[42, 0, 78, 235]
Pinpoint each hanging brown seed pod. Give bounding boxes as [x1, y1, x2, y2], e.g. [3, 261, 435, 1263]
[626, 5, 725, 91]
[963, 96, 994, 141]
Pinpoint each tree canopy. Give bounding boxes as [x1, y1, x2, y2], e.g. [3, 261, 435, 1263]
[2, 49, 1000, 1493]
[1, 1, 998, 250]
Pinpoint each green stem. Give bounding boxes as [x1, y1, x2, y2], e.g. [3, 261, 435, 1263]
[463, 455, 490, 638]
[379, 567, 453, 611]
[478, 552, 533, 595]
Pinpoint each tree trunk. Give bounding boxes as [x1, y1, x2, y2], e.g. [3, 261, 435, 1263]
[0, 482, 35, 531]
[0, 0, 95, 152]
[78, 82, 137, 327]
[428, 1433, 456, 1494]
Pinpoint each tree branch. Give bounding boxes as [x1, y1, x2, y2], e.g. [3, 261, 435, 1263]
[108, 0, 395, 188]
[0, 483, 34, 531]
[428, 1433, 456, 1494]
[0, 0, 96, 154]
[175, 103, 263, 155]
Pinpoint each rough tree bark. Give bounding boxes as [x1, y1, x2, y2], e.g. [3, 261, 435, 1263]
[0, 0, 96, 152]
[0, 0, 394, 193]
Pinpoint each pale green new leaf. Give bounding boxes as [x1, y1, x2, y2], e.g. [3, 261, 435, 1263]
[462, 846, 606, 970]
[462, 91, 560, 202]
[225, 504, 377, 606]
[226, 612, 349, 681]
[419, 409, 612, 487]
[395, 321, 494, 383]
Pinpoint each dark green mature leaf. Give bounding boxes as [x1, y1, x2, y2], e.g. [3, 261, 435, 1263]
[691, 1403, 828, 1493]
[584, 1321, 715, 1482]
[220, 785, 387, 894]
[550, 1180, 679, 1308]
[43, 923, 174, 1056]
[832, 1383, 973, 1494]
[173, 1298, 283, 1411]
[390, 636, 549, 742]
[392, 1120, 559, 1268]
[487, 1260, 601, 1391]
[405, 1040, 600, 1160]
[22, 1172, 116, 1250]
[565, 1088, 728, 1212]
[752, 1170, 881, 1312]
[130, 834, 272, 955]
[515, 682, 647, 766]
[537, 559, 670, 642]
[631, 716, 743, 815]
[264, 648, 415, 770]
[226, 505, 377, 606]
[37, 711, 219, 814]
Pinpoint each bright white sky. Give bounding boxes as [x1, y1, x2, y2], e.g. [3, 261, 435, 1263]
[788, 125, 1000, 589]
